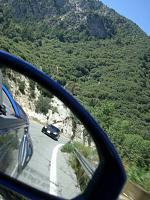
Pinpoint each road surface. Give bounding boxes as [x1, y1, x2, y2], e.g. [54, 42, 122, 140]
[18, 121, 80, 199]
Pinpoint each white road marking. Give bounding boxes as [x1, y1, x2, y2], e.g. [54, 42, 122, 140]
[49, 143, 64, 196]
[11, 163, 18, 177]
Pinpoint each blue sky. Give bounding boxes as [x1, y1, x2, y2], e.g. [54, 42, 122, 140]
[101, 0, 150, 36]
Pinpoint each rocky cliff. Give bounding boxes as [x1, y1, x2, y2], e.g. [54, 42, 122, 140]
[6, 74, 89, 144]
[0, 0, 146, 41]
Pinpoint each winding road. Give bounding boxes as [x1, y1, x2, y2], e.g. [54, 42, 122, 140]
[18, 121, 80, 199]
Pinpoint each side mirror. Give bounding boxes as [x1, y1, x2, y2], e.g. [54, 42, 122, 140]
[0, 51, 126, 200]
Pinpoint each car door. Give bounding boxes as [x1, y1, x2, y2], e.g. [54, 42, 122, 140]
[0, 84, 32, 177]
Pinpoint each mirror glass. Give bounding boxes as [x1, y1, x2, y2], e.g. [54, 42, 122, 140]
[0, 67, 99, 199]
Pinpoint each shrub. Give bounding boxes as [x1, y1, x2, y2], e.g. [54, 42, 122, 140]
[35, 95, 51, 115]
[18, 80, 25, 94]
[61, 143, 74, 153]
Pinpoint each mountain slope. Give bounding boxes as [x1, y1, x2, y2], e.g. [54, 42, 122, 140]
[0, 0, 150, 191]
[0, 0, 147, 42]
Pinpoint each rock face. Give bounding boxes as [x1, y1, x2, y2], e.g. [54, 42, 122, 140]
[7, 0, 102, 19]
[46, 97, 73, 139]
[87, 14, 107, 38]
[6, 74, 87, 142]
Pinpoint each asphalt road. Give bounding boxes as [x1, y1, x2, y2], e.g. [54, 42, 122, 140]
[18, 121, 80, 199]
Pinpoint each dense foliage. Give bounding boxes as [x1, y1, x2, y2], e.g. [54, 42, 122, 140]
[0, 0, 149, 191]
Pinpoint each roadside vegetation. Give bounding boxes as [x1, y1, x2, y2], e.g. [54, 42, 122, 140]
[61, 142, 99, 191]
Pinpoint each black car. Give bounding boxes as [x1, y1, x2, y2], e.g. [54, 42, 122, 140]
[42, 124, 60, 140]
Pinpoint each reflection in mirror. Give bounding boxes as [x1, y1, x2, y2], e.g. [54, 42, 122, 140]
[0, 67, 99, 199]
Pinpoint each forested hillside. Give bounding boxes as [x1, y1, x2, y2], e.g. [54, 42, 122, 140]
[0, 0, 150, 191]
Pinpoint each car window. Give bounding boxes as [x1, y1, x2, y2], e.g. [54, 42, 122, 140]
[48, 125, 60, 133]
[15, 102, 29, 123]
[52, 125, 60, 133]
[2, 90, 15, 116]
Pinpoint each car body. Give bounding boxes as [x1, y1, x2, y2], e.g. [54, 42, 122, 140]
[0, 84, 33, 177]
[42, 124, 60, 140]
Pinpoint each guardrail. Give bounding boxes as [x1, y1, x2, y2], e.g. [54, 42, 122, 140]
[73, 148, 95, 179]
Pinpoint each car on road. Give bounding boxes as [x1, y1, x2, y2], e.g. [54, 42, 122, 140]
[41, 124, 60, 141]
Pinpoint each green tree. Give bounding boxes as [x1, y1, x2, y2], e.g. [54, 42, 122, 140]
[35, 95, 51, 115]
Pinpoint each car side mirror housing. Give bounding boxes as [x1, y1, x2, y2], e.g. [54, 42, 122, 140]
[0, 50, 126, 200]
